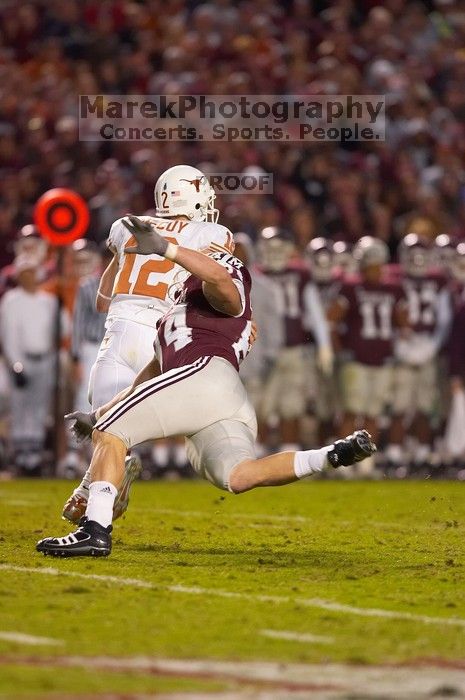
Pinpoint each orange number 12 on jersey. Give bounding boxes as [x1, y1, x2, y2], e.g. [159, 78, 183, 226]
[114, 236, 178, 299]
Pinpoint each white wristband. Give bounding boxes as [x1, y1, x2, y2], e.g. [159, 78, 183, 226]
[165, 242, 178, 261]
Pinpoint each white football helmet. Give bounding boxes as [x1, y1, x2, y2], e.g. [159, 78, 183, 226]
[257, 227, 295, 272]
[353, 236, 389, 269]
[399, 233, 432, 277]
[154, 165, 218, 223]
[306, 237, 334, 282]
[450, 242, 465, 283]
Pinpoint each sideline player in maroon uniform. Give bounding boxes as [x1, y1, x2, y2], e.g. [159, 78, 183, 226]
[257, 227, 332, 451]
[37, 216, 375, 557]
[327, 237, 408, 450]
[306, 238, 342, 442]
[389, 234, 452, 467]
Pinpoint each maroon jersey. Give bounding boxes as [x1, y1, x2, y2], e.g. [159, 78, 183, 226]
[263, 265, 310, 347]
[449, 299, 465, 377]
[402, 272, 449, 334]
[156, 252, 252, 372]
[339, 276, 405, 365]
[449, 279, 465, 311]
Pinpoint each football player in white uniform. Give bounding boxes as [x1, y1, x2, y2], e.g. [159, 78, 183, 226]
[62, 165, 233, 523]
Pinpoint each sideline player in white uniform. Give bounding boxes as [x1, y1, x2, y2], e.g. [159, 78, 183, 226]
[62, 165, 234, 522]
[0, 255, 62, 474]
[37, 219, 376, 557]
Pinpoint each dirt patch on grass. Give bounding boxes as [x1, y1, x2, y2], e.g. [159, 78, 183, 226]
[1, 654, 465, 698]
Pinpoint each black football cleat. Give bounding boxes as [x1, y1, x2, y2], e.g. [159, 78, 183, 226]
[327, 430, 376, 468]
[36, 517, 112, 557]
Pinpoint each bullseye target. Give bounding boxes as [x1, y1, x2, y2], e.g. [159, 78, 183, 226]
[34, 188, 90, 246]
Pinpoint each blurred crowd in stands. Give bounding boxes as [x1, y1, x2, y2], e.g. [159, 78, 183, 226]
[0, 0, 465, 478]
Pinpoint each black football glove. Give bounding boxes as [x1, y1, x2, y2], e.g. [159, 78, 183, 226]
[122, 215, 168, 256]
[65, 410, 97, 442]
[11, 364, 28, 389]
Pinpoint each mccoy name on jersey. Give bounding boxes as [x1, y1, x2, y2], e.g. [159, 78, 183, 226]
[107, 216, 233, 326]
[156, 252, 253, 373]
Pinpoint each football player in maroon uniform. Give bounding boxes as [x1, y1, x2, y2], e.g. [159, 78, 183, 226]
[37, 217, 375, 557]
[449, 241, 465, 304]
[256, 227, 333, 451]
[234, 232, 284, 457]
[327, 236, 409, 461]
[306, 237, 342, 442]
[389, 233, 452, 469]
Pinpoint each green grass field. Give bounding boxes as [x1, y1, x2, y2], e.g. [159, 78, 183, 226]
[0, 478, 464, 698]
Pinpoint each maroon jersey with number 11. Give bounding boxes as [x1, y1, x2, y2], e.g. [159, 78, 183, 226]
[156, 252, 253, 372]
[338, 276, 405, 366]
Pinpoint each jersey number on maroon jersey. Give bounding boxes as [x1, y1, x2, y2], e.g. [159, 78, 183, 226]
[406, 285, 436, 326]
[163, 307, 192, 351]
[232, 320, 253, 364]
[276, 278, 300, 318]
[114, 236, 178, 298]
[360, 299, 393, 340]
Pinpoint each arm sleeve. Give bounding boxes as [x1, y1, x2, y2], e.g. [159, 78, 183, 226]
[264, 281, 284, 359]
[432, 288, 452, 350]
[303, 282, 331, 348]
[252, 278, 284, 360]
[0, 296, 24, 367]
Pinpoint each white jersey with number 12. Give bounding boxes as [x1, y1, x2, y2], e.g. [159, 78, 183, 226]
[107, 216, 233, 327]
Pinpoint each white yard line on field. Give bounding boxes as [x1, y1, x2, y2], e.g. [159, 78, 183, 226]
[0, 631, 64, 646]
[2, 564, 465, 628]
[260, 629, 334, 644]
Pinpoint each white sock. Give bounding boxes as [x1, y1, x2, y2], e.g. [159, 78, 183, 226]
[74, 466, 92, 499]
[294, 446, 332, 479]
[152, 443, 170, 467]
[414, 443, 430, 463]
[385, 444, 403, 464]
[85, 481, 117, 528]
[173, 443, 187, 467]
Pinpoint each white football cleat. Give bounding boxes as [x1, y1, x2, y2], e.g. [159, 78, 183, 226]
[113, 454, 143, 520]
[62, 454, 142, 524]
